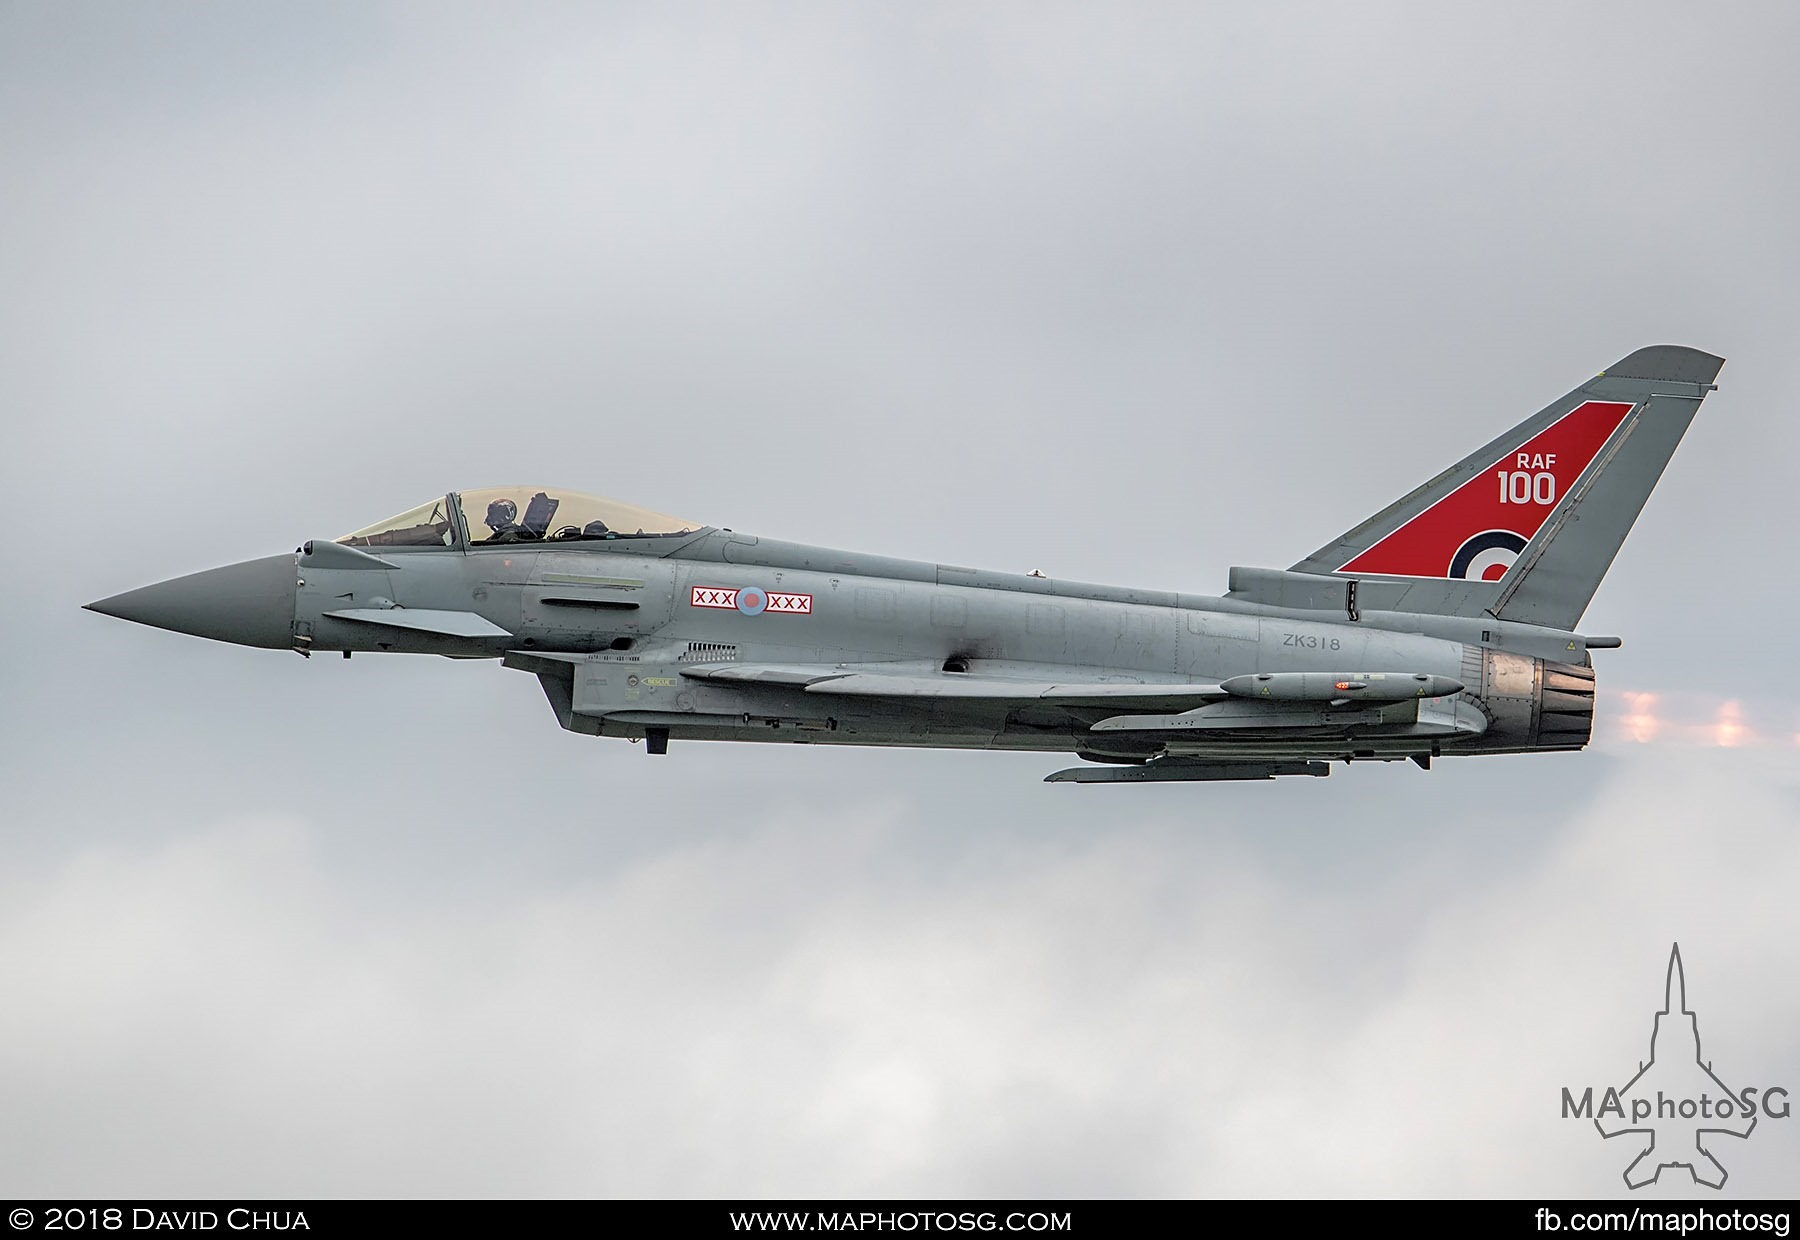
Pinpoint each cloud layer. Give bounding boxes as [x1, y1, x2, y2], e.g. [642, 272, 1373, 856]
[2, 749, 1792, 1197]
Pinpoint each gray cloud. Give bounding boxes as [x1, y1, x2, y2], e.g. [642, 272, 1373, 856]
[0, 750, 1793, 1197]
[2, 1, 1796, 1198]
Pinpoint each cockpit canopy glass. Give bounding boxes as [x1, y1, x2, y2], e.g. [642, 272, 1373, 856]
[337, 496, 456, 548]
[458, 487, 702, 545]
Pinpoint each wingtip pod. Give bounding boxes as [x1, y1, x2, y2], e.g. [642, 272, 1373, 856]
[1601, 345, 1725, 387]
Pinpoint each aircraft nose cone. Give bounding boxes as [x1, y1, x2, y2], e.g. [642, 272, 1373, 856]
[85, 554, 297, 649]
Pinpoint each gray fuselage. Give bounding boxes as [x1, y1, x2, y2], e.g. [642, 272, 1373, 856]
[290, 527, 1593, 765]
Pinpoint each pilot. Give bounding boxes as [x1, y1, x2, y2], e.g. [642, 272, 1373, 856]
[484, 497, 523, 542]
[582, 519, 611, 537]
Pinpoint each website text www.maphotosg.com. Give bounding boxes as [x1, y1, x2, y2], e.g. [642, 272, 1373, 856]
[729, 1212, 1072, 1233]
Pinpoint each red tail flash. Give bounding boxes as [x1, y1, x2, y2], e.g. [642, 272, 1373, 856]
[1338, 400, 1634, 580]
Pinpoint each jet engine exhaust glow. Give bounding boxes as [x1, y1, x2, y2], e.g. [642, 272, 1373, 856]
[1605, 691, 1795, 749]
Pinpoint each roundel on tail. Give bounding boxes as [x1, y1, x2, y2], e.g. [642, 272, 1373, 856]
[1449, 530, 1526, 581]
[1337, 399, 1636, 579]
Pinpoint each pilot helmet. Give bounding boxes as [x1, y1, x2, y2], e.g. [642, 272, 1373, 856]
[485, 497, 518, 530]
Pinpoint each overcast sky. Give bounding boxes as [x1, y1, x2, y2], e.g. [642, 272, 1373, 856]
[2, 1, 1797, 1198]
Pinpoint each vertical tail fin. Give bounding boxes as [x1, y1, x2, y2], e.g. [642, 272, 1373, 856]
[1289, 346, 1723, 629]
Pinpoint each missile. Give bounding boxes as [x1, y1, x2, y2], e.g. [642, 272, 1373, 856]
[1045, 760, 1330, 783]
[1219, 671, 1464, 703]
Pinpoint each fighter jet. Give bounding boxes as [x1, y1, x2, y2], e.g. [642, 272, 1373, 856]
[86, 345, 1721, 783]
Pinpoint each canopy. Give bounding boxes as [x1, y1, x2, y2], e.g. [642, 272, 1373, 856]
[337, 488, 703, 549]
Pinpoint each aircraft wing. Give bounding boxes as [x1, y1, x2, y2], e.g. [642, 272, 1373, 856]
[678, 663, 1229, 709]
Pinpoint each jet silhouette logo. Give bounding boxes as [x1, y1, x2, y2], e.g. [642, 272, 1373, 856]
[1562, 944, 1790, 1189]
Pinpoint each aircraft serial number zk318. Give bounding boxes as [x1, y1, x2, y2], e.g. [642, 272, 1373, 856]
[87, 345, 1721, 783]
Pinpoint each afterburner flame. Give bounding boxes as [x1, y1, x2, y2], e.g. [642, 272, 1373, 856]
[1602, 691, 1785, 749]
[1617, 691, 1661, 744]
[1713, 700, 1749, 748]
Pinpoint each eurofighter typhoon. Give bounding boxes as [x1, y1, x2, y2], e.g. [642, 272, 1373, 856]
[87, 346, 1720, 783]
